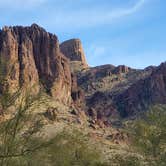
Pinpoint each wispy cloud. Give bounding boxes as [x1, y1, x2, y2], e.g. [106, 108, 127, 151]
[0, 0, 147, 29]
[43, 0, 147, 30]
[108, 0, 146, 18]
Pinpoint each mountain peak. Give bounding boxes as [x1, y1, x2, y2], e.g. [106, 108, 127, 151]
[60, 38, 88, 69]
[0, 24, 71, 104]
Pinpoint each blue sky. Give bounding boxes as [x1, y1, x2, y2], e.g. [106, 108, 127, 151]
[0, 0, 166, 68]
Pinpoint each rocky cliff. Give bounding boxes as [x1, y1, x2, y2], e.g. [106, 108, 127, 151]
[78, 65, 156, 120]
[60, 39, 88, 73]
[0, 24, 71, 104]
[77, 62, 164, 122]
[115, 62, 166, 117]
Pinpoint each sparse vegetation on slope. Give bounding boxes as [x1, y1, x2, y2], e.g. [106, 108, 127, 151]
[128, 105, 166, 166]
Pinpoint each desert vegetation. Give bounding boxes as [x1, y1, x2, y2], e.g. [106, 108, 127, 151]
[0, 89, 106, 166]
[0, 87, 165, 166]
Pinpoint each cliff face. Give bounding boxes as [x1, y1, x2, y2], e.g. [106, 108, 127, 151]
[0, 24, 71, 104]
[60, 39, 88, 72]
[71, 73, 85, 110]
[77, 61, 166, 121]
[115, 62, 166, 117]
[77, 63, 159, 121]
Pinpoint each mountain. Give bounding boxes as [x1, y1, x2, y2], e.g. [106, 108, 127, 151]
[77, 61, 166, 121]
[115, 62, 166, 117]
[0, 24, 166, 125]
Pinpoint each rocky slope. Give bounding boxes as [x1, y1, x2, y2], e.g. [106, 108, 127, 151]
[84, 64, 166, 121]
[115, 62, 166, 117]
[76, 63, 155, 121]
[76, 58, 165, 122]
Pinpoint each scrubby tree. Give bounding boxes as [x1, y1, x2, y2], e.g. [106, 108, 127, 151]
[129, 105, 166, 166]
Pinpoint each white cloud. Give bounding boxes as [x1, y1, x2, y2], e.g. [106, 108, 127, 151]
[44, 0, 147, 30]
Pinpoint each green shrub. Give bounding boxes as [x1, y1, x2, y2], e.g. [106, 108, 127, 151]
[129, 105, 166, 165]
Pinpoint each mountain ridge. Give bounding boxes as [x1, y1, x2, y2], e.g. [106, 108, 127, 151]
[0, 24, 166, 126]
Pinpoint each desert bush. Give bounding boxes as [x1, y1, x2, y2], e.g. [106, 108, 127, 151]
[27, 130, 106, 166]
[129, 105, 166, 166]
[111, 155, 141, 166]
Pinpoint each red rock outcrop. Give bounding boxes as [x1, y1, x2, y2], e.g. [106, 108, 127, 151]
[0, 24, 71, 104]
[60, 39, 88, 72]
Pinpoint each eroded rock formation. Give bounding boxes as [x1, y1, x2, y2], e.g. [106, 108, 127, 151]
[0, 24, 71, 104]
[115, 62, 166, 117]
[60, 39, 88, 72]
